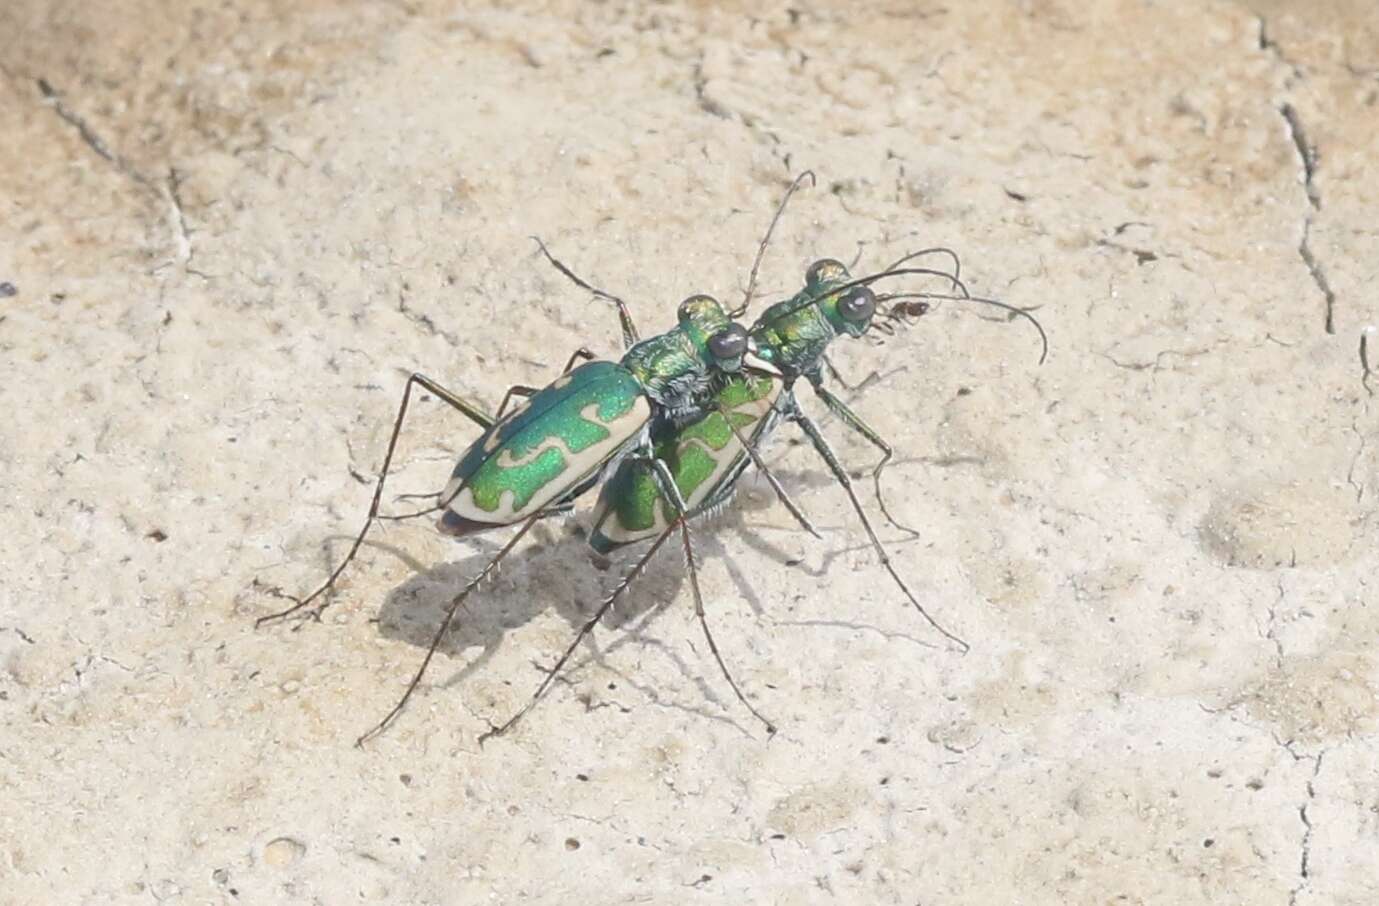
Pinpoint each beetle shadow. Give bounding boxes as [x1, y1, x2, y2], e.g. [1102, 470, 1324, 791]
[358, 458, 923, 730]
[366, 519, 781, 734]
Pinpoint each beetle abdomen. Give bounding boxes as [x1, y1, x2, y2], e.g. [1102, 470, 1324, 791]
[440, 361, 650, 535]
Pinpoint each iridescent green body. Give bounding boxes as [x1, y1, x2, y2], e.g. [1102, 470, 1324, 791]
[440, 361, 650, 535]
[588, 373, 782, 553]
[749, 259, 860, 377]
[588, 261, 859, 551]
[619, 294, 733, 419]
[440, 295, 738, 537]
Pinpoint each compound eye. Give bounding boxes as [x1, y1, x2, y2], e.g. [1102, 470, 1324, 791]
[707, 324, 748, 361]
[806, 258, 848, 286]
[677, 293, 722, 322]
[836, 286, 876, 322]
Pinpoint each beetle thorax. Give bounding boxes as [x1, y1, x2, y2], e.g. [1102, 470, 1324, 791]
[750, 298, 838, 377]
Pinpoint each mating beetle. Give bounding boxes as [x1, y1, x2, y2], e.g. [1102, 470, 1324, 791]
[434, 292, 748, 538]
[497, 249, 1046, 737]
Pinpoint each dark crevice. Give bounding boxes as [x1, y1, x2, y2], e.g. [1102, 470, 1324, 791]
[1288, 751, 1324, 906]
[1279, 103, 1320, 210]
[691, 61, 730, 119]
[37, 77, 157, 193]
[1361, 328, 1374, 397]
[1298, 219, 1336, 335]
[1258, 16, 1303, 81]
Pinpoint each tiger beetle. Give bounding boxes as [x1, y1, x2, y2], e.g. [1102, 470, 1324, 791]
[256, 196, 819, 744]
[478, 176, 1048, 740]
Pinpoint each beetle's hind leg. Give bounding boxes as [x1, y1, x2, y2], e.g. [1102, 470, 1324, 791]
[478, 453, 776, 744]
[256, 373, 506, 629]
[355, 509, 557, 745]
[645, 455, 777, 736]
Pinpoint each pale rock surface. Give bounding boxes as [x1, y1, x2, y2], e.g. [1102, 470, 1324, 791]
[1, 1, 1376, 903]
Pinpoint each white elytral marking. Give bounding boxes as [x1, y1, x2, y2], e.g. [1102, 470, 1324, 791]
[592, 379, 785, 546]
[443, 395, 651, 524]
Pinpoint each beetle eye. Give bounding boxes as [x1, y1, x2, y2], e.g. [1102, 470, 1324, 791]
[806, 258, 848, 286]
[707, 324, 747, 361]
[837, 286, 876, 322]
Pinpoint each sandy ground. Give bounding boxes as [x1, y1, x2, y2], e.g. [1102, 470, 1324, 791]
[2, 0, 1377, 903]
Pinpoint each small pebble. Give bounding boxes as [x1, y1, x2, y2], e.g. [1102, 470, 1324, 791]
[264, 837, 306, 867]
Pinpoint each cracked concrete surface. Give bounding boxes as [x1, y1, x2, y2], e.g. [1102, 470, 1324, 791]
[2, 0, 1377, 903]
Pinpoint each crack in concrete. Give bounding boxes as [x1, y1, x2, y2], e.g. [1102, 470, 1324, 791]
[1097, 346, 1215, 372]
[1262, 579, 1286, 668]
[1283, 747, 1325, 906]
[37, 77, 156, 192]
[1360, 326, 1375, 397]
[2, 626, 36, 645]
[37, 77, 213, 279]
[691, 61, 731, 119]
[1257, 16, 1303, 82]
[397, 285, 463, 349]
[1345, 417, 1367, 504]
[1279, 104, 1320, 211]
[1298, 219, 1337, 335]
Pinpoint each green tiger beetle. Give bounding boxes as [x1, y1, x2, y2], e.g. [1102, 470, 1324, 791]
[478, 182, 1048, 741]
[258, 173, 1043, 743]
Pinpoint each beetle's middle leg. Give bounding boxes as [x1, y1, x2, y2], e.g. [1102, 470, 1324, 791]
[806, 375, 920, 538]
[257, 373, 512, 628]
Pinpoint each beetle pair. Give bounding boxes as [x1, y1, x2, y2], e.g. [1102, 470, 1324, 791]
[258, 173, 1047, 743]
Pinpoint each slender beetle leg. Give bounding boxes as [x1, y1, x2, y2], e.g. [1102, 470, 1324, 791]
[717, 402, 821, 540]
[531, 237, 640, 351]
[788, 400, 969, 653]
[644, 454, 776, 736]
[254, 373, 501, 629]
[355, 511, 556, 746]
[479, 448, 777, 743]
[806, 374, 920, 538]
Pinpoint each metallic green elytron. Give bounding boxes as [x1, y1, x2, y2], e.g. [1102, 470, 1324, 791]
[438, 293, 747, 537]
[588, 370, 782, 550]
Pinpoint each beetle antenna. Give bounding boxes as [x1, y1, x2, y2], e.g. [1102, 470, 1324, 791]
[734, 171, 816, 319]
[885, 291, 1049, 365]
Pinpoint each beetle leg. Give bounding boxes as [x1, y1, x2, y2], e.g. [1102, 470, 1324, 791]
[256, 373, 500, 628]
[646, 454, 776, 736]
[356, 511, 551, 745]
[806, 376, 920, 538]
[479, 502, 682, 744]
[492, 384, 539, 419]
[717, 404, 820, 540]
[531, 236, 640, 350]
[787, 400, 969, 653]
[480, 451, 776, 742]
